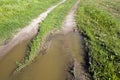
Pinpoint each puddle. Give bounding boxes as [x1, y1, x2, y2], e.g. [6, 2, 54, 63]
[64, 32, 84, 63]
[0, 40, 30, 80]
[0, 31, 84, 80]
[10, 33, 72, 80]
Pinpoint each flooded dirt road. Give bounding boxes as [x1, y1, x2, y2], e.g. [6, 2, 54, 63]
[10, 31, 85, 80]
[0, 31, 86, 80]
[0, 0, 88, 80]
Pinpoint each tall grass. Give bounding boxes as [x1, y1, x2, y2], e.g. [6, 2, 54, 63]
[0, 0, 60, 44]
[15, 0, 78, 73]
[76, 0, 120, 79]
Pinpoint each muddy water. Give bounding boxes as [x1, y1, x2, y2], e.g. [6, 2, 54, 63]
[0, 31, 84, 80]
[0, 40, 30, 80]
[64, 32, 84, 63]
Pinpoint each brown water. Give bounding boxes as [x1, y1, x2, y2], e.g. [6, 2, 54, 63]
[0, 31, 84, 80]
[0, 40, 30, 80]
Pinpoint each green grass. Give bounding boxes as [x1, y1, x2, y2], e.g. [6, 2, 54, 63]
[15, 0, 78, 73]
[0, 0, 60, 44]
[76, 0, 120, 79]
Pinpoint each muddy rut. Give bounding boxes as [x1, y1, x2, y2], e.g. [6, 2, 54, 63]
[0, 0, 89, 80]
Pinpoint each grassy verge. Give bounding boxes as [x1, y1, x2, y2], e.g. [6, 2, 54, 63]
[0, 0, 60, 44]
[15, 0, 77, 73]
[76, 0, 120, 79]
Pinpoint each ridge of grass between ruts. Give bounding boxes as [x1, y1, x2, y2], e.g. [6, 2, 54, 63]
[15, 0, 78, 73]
[0, 0, 60, 44]
[76, 0, 120, 80]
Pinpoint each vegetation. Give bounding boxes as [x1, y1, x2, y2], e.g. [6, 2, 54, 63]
[15, 0, 78, 73]
[0, 0, 60, 44]
[76, 0, 120, 79]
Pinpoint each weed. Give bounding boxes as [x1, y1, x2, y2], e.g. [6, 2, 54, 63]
[0, 0, 60, 44]
[76, 0, 120, 79]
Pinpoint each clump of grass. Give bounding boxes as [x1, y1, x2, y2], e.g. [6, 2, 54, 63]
[15, 0, 78, 73]
[76, 0, 120, 79]
[0, 0, 60, 44]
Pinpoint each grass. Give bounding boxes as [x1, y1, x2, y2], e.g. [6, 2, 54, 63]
[0, 0, 60, 44]
[76, 0, 120, 79]
[15, 0, 78, 73]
